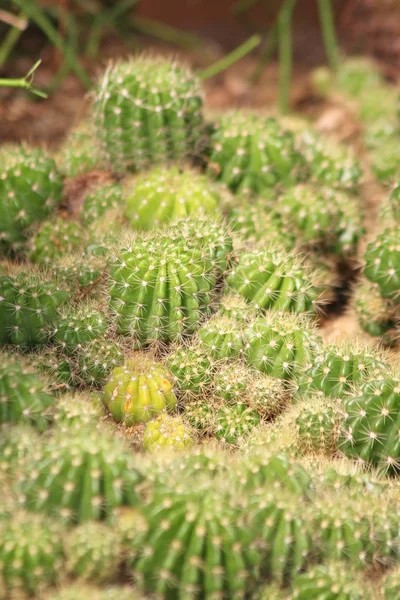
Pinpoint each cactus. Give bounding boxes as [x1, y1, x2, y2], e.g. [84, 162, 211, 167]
[93, 56, 204, 172]
[364, 227, 400, 299]
[381, 567, 400, 600]
[198, 316, 244, 360]
[291, 562, 370, 599]
[57, 120, 102, 178]
[46, 585, 139, 600]
[29, 218, 86, 265]
[295, 398, 341, 456]
[143, 413, 194, 451]
[20, 425, 144, 523]
[353, 280, 396, 339]
[340, 377, 400, 474]
[0, 355, 53, 431]
[0, 145, 63, 252]
[65, 521, 122, 583]
[227, 248, 320, 315]
[102, 355, 177, 425]
[108, 223, 229, 346]
[215, 403, 261, 445]
[182, 398, 215, 433]
[124, 166, 221, 230]
[0, 510, 64, 598]
[0, 272, 69, 347]
[245, 312, 321, 379]
[0, 424, 40, 478]
[81, 183, 123, 227]
[53, 393, 105, 430]
[53, 307, 108, 354]
[296, 344, 387, 399]
[218, 292, 255, 322]
[77, 339, 124, 387]
[380, 181, 400, 223]
[166, 346, 214, 396]
[208, 112, 304, 195]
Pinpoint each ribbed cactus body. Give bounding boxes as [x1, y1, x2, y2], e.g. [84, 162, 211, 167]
[364, 228, 400, 299]
[295, 402, 339, 455]
[93, 57, 204, 172]
[198, 316, 244, 360]
[353, 280, 396, 338]
[208, 112, 304, 195]
[215, 403, 260, 445]
[291, 562, 369, 599]
[125, 166, 220, 230]
[77, 340, 124, 387]
[81, 183, 123, 226]
[20, 426, 143, 522]
[340, 378, 400, 473]
[0, 424, 40, 477]
[227, 249, 319, 314]
[47, 585, 138, 600]
[29, 218, 85, 265]
[53, 308, 108, 354]
[0, 146, 63, 251]
[103, 357, 177, 425]
[57, 120, 101, 178]
[143, 413, 193, 451]
[166, 346, 214, 395]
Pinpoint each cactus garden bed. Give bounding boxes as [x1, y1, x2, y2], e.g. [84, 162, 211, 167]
[2, 47, 400, 600]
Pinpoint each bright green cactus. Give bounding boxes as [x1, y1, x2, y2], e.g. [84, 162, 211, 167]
[0, 424, 40, 478]
[93, 56, 204, 172]
[103, 355, 177, 425]
[296, 344, 386, 399]
[0, 355, 53, 431]
[340, 377, 400, 474]
[0, 145, 63, 252]
[215, 403, 261, 445]
[208, 112, 304, 195]
[57, 120, 102, 178]
[353, 280, 396, 339]
[182, 398, 215, 433]
[218, 292, 255, 322]
[245, 312, 321, 379]
[65, 521, 122, 583]
[20, 425, 144, 523]
[81, 182, 123, 227]
[0, 510, 64, 598]
[198, 316, 244, 360]
[291, 562, 370, 599]
[77, 339, 124, 387]
[143, 413, 194, 451]
[124, 166, 221, 230]
[364, 227, 400, 299]
[108, 223, 230, 346]
[29, 218, 85, 265]
[53, 307, 108, 354]
[0, 273, 69, 347]
[227, 248, 320, 315]
[46, 585, 140, 600]
[166, 346, 214, 396]
[381, 567, 400, 600]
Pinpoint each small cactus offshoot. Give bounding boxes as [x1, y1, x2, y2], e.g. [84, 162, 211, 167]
[143, 412, 194, 451]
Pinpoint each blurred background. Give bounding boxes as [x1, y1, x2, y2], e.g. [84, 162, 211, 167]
[1, 0, 400, 146]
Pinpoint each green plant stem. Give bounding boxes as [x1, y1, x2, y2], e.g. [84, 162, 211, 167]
[250, 24, 278, 83]
[0, 15, 26, 68]
[232, 0, 261, 16]
[198, 34, 261, 81]
[85, 0, 139, 59]
[131, 16, 206, 51]
[278, 0, 296, 114]
[318, 0, 340, 70]
[0, 60, 47, 97]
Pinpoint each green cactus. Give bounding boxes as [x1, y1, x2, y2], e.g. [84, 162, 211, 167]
[198, 316, 244, 360]
[215, 403, 261, 445]
[0, 424, 40, 478]
[166, 346, 214, 396]
[296, 344, 387, 399]
[0, 273, 69, 347]
[46, 585, 140, 600]
[53, 393, 106, 430]
[143, 413, 194, 451]
[0, 145, 63, 252]
[245, 312, 321, 379]
[381, 567, 400, 600]
[353, 280, 396, 339]
[36, 350, 76, 390]
[57, 120, 102, 178]
[81, 182, 123, 227]
[369, 135, 400, 184]
[0, 510, 64, 598]
[29, 218, 85, 265]
[77, 339, 124, 387]
[53, 307, 108, 354]
[103, 355, 177, 425]
[108, 223, 230, 346]
[340, 377, 400, 474]
[182, 398, 216, 433]
[379, 181, 400, 223]
[65, 521, 122, 583]
[295, 398, 340, 456]
[124, 166, 221, 230]
[364, 228, 400, 299]
[291, 562, 370, 599]
[93, 56, 204, 172]
[20, 425, 144, 523]
[218, 293, 255, 322]
[208, 112, 304, 195]
[0, 355, 53, 431]
[227, 248, 320, 315]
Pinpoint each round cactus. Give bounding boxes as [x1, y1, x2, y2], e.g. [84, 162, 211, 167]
[143, 413, 194, 451]
[53, 393, 105, 430]
[0, 273, 69, 347]
[208, 112, 304, 195]
[0, 355, 53, 431]
[218, 292, 255, 322]
[166, 346, 214, 395]
[124, 166, 221, 230]
[65, 521, 122, 583]
[214, 403, 261, 445]
[102, 355, 177, 425]
[353, 280, 396, 339]
[0, 510, 64, 598]
[364, 228, 400, 299]
[227, 248, 320, 315]
[93, 56, 204, 172]
[380, 182, 400, 223]
[295, 399, 340, 456]
[57, 119, 102, 178]
[381, 567, 400, 600]
[81, 183, 123, 227]
[291, 562, 370, 599]
[0, 145, 63, 252]
[198, 316, 244, 360]
[296, 344, 387, 399]
[182, 398, 216, 433]
[46, 585, 139, 600]
[20, 425, 144, 523]
[340, 377, 400, 474]
[29, 218, 85, 265]
[77, 339, 124, 387]
[245, 312, 321, 379]
[53, 307, 108, 354]
[0, 424, 40, 478]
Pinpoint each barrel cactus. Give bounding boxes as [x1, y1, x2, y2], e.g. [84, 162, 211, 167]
[353, 280, 396, 339]
[57, 120, 101, 178]
[291, 562, 370, 599]
[143, 413, 194, 451]
[77, 339, 124, 387]
[124, 166, 221, 230]
[166, 346, 214, 396]
[29, 217, 85, 265]
[295, 398, 341, 456]
[47, 585, 138, 600]
[364, 228, 400, 299]
[381, 567, 400, 600]
[81, 182, 123, 227]
[93, 56, 204, 172]
[198, 316, 244, 360]
[0, 424, 40, 477]
[53, 307, 108, 354]
[102, 355, 177, 425]
[215, 403, 261, 445]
